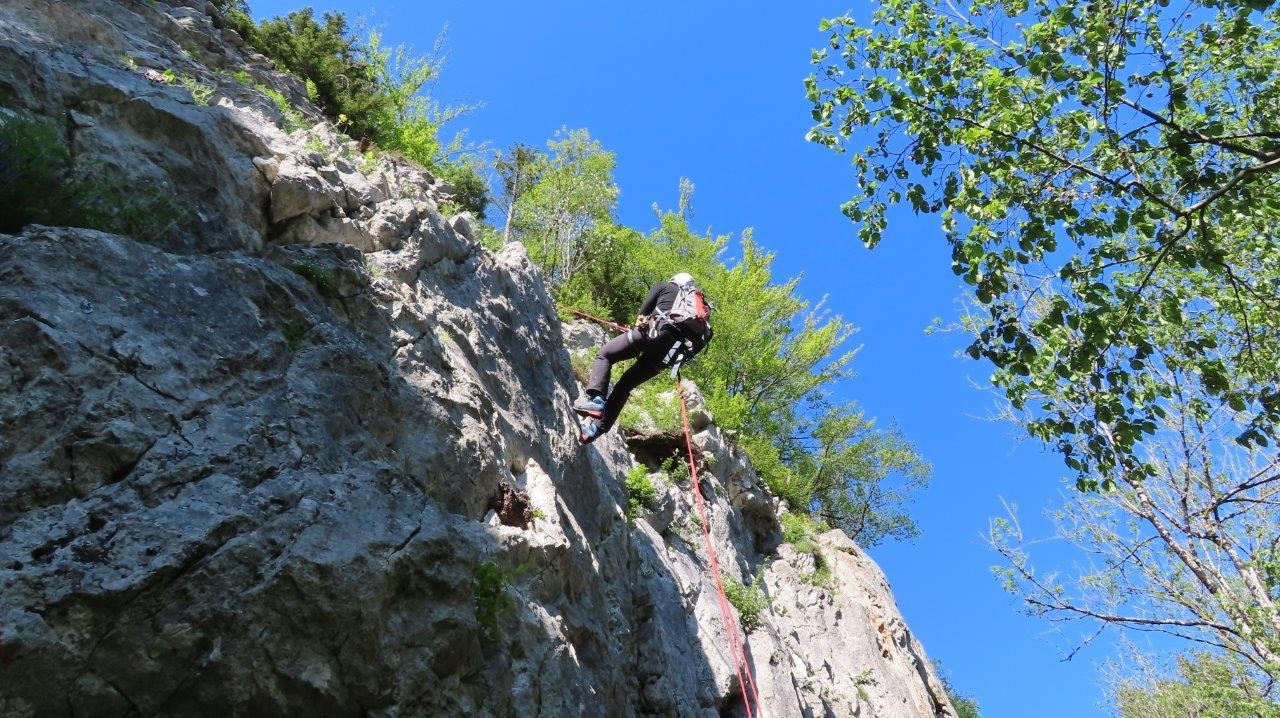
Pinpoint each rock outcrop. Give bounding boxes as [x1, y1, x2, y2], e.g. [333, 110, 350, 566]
[0, 1, 954, 715]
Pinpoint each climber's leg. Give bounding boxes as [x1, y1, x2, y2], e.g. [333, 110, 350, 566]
[593, 356, 666, 436]
[584, 329, 647, 400]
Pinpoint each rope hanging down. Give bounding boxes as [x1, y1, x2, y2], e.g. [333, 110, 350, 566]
[565, 305, 763, 715]
[679, 383, 763, 717]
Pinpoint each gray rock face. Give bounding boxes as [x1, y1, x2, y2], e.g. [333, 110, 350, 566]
[625, 420, 954, 718]
[0, 1, 955, 716]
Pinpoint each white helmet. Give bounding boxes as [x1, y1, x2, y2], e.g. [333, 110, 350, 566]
[670, 272, 694, 287]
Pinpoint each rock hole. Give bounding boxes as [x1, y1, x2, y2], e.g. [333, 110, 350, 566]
[488, 481, 533, 529]
[718, 690, 747, 718]
[86, 513, 107, 533]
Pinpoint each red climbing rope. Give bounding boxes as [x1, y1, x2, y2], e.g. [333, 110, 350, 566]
[679, 383, 763, 718]
[566, 305, 763, 715]
[558, 304, 631, 334]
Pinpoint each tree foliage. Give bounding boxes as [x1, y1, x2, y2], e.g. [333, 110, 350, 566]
[808, 0, 1280, 687]
[808, 0, 1280, 490]
[990, 390, 1280, 680]
[245, 9, 387, 140]
[494, 143, 543, 243]
[220, 3, 487, 216]
[1110, 651, 1280, 718]
[510, 128, 619, 288]
[510, 136, 929, 544]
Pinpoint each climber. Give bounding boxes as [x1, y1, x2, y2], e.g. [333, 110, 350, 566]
[574, 272, 712, 444]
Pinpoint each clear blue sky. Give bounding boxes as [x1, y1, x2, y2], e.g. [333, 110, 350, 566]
[248, 1, 1120, 714]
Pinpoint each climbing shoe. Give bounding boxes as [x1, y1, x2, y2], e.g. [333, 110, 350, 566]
[573, 395, 605, 419]
[578, 417, 601, 445]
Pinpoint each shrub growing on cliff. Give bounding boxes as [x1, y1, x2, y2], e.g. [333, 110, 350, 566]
[287, 262, 337, 297]
[617, 378, 682, 435]
[0, 114, 186, 242]
[219, 3, 488, 217]
[624, 465, 659, 521]
[473, 562, 518, 646]
[722, 572, 767, 632]
[780, 513, 827, 554]
[237, 8, 386, 140]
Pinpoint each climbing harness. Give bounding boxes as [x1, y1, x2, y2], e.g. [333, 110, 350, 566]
[566, 305, 762, 716]
[560, 303, 696, 375]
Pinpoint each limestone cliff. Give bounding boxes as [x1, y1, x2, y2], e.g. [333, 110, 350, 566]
[0, 1, 954, 715]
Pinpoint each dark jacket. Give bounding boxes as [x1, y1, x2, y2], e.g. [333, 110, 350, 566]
[638, 282, 679, 316]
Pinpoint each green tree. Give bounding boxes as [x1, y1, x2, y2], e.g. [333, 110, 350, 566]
[808, 0, 1280, 486]
[510, 128, 620, 288]
[605, 185, 930, 544]
[808, 0, 1280, 681]
[1110, 652, 1280, 718]
[249, 9, 387, 139]
[495, 143, 544, 243]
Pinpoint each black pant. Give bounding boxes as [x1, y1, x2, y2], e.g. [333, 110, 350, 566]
[586, 327, 679, 433]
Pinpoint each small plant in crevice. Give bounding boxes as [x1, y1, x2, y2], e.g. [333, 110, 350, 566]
[436, 199, 462, 217]
[625, 464, 659, 521]
[282, 322, 307, 350]
[722, 571, 768, 632]
[473, 221, 504, 252]
[568, 351, 594, 386]
[781, 512, 829, 556]
[618, 380, 681, 434]
[0, 113, 188, 243]
[186, 78, 216, 106]
[801, 550, 837, 591]
[287, 262, 337, 297]
[681, 513, 703, 539]
[362, 257, 387, 280]
[473, 561, 519, 646]
[224, 69, 255, 87]
[854, 668, 874, 702]
[164, 68, 215, 106]
[782, 512, 837, 590]
[304, 134, 328, 155]
[256, 84, 305, 133]
[659, 455, 689, 485]
[355, 150, 380, 175]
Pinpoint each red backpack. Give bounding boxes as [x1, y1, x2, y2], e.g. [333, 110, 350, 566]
[659, 283, 713, 363]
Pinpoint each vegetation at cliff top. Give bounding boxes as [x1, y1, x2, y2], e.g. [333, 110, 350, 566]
[217, 1, 487, 217]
